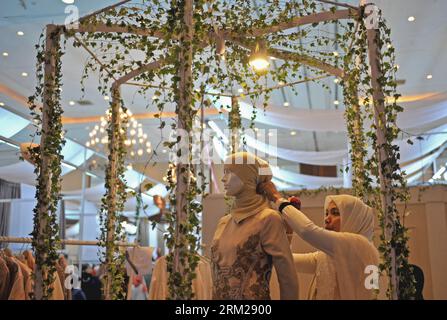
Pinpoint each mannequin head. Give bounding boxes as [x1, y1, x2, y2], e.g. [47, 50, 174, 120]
[222, 167, 244, 196]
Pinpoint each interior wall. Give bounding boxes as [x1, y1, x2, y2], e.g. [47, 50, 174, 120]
[202, 185, 447, 299]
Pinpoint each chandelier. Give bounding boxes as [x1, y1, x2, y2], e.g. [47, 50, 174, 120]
[86, 108, 152, 166]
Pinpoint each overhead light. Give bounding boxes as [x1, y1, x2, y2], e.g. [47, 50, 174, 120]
[283, 102, 290, 107]
[69, 100, 75, 106]
[62, 0, 75, 4]
[290, 131, 297, 136]
[334, 100, 340, 105]
[408, 16, 415, 22]
[17, 31, 24, 36]
[249, 42, 270, 74]
[0, 102, 4, 106]
[104, 95, 110, 101]
[21, 72, 28, 77]
[2, 52, 8, 57]
[426, 74, 433, 80]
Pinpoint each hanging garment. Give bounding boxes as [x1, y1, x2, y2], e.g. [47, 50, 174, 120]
[148, 255, 212, 300]
[14, 258, 33, 300]
[50, 271, 65, 300]
[125, 247, 153, 276]
[0, 256, 11, 300]
[5, 257, 25, 300]
[23, 250, 35, 271]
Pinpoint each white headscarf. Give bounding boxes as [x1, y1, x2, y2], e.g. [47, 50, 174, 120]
[324, 195, 375, 241]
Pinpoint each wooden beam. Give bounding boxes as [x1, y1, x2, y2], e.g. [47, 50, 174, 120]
[224, 8, 359, 38]
[366, 24, 399, 300]
[61, 109, 222, 125]
[33, 24, 62, 300]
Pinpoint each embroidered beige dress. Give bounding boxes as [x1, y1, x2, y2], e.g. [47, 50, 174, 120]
[211, 208, 298, 300]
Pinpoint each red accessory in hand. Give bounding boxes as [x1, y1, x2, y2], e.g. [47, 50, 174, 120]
[288, 196, 301, 210]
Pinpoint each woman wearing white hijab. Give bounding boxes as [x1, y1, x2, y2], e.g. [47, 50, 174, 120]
[259, 181, 380, 300]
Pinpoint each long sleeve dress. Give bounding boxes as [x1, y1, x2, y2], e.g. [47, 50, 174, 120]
[276, 200, 379, 300]
[211, 208, 299, 300]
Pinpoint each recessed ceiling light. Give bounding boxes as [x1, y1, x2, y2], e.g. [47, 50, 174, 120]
[69, 100, 75, 106]
[408, 16, 415, 22]
[17, 31, 24, 36]
[334, 100, 340, 105]
[2, 52, 8, 57]
[21, 72, 28, 77]
[283, 102, 290, 107]
[426, 74, 433, 80]
[290, 131, 297, 136]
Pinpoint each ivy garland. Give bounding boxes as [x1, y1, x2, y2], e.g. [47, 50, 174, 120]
[28, 26, 65, 299]
[341, 7, 416, 299]
[98, 92, 129, 300]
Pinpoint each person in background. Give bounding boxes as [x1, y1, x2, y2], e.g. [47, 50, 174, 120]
[81, 264, 102, 300]
[130, 274, 148, 300]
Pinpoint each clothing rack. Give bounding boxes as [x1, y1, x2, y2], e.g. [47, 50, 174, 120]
[0, 236, 138, 247]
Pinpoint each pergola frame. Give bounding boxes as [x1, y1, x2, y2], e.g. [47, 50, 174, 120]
[34, 0, 398, 300]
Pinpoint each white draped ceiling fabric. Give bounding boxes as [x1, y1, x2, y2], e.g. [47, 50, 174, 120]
[208, 93, 447, 188]
[212, 92, 447, 132]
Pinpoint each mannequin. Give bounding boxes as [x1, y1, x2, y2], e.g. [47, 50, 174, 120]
[210, 152, 298, 300]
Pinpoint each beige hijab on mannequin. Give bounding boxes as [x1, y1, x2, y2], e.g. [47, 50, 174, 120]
[224, 152, 272, 223]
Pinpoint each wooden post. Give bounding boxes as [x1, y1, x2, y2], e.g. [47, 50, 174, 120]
[103, 84, 121, 300]
[34, 24, 61, 300]
[366, 16, 399, 299]
[172, 0, 193, 300]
